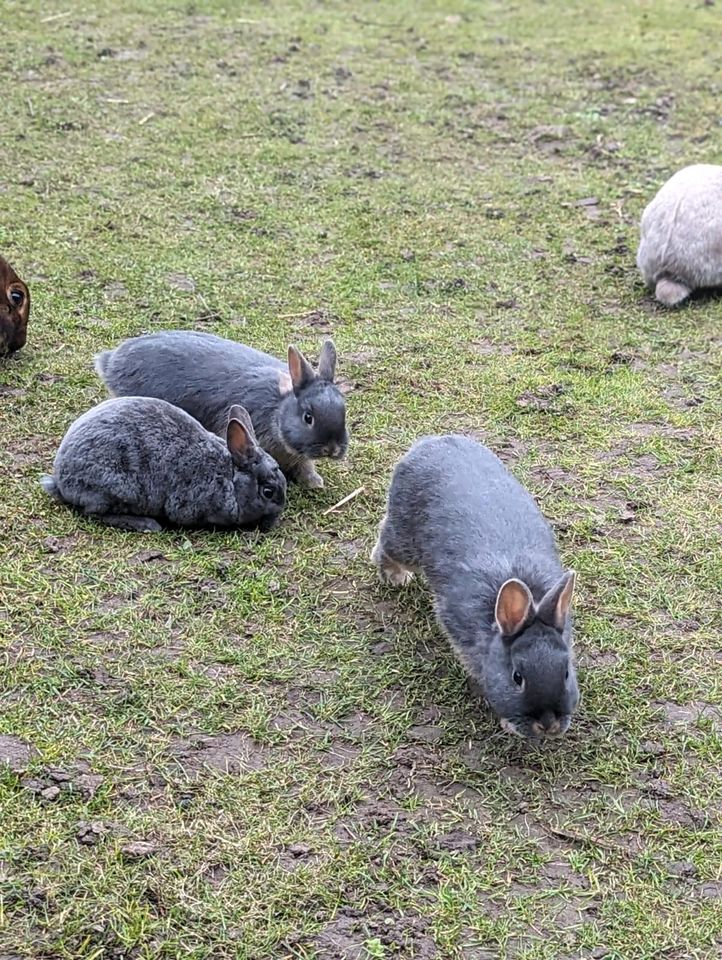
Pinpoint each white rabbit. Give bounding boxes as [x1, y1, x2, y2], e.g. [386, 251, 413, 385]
[637, 164, 722, 306]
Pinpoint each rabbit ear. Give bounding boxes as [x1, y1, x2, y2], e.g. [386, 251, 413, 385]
[537, 571, 575, 630]
[317, 339, 337, 381]
[288, 345, 316, 393]
[226, 415, 255, 460]
[227, 404, 258, 443]
[495, 579, 534, 637]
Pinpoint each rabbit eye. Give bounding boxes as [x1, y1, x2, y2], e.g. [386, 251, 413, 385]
[261, 484, 275, 500]
[303, 411, 314, 426]
[512, 670, 523, 687]
[9, 289, 24, 306]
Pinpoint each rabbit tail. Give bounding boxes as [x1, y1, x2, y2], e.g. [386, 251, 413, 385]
[94, 349, 114, 383]
[655, 277, 691, 307]
[40, 474, 63, 501]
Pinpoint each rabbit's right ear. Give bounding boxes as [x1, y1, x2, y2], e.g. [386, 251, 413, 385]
[288, 345, 316, 393]
[226, 415, 255, 460]
[537, 571, 575, 630]
[317, 339, 337, 381]
[495, 579, 534, 637]
[227, 404, 258, 443]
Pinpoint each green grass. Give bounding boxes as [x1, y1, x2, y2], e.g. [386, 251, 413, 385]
[1, 1, 721, 957]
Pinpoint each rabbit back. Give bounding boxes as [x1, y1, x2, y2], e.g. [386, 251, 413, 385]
[637, 164, 722, 303]
[49, 397, 240, 527]
[96, 331, 283, 436]
[383, 435, 560, 596]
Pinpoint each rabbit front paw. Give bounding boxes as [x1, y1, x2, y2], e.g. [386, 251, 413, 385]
[371, 538, 414, 586]
[294, 462, 325, 489]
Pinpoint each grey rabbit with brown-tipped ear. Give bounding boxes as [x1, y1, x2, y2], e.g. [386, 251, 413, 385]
[94, 331, 349, 489]
[371, 435, 580, 739]
[637, 163, 722, 306]
[40, 397, 287, 533]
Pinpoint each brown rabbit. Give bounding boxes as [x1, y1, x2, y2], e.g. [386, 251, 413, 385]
[0, 257, 30, 356]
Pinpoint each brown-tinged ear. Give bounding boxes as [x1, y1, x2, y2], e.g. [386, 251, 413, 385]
[495, 579, 534, 637]
[226, 416, 255, 460]
[317, 339, 337, 381]
[288, 345, 316, 393]
[16, 282, 30, 323]
[227, 404, 257, 443]
[537, 570, 575, 630]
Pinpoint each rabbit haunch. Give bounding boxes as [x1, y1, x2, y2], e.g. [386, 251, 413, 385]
[637, 163, 722, 306]
[41, 397, 286, 532]
[372, 435, 580, 739]
[94, 331, 349, 489]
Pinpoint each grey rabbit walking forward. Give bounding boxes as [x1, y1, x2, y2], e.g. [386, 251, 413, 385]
[371, 435, 579, 739]
[95, 331, 349, 489]
[41, 397, 286, 532]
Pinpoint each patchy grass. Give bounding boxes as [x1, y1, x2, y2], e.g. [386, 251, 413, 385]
[1, 0, 721, 957]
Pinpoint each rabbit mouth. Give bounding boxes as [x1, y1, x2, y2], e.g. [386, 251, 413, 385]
[238, 512, 281, 533]
[500, 717, 571, 739]
[256, 513, 281, 533]
[325, 443, 348, 460]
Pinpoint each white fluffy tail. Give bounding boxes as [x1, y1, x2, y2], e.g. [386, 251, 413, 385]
[655, 277, 691, 307]
[94, 349, 113, 382]
[40, 474, 63, 501]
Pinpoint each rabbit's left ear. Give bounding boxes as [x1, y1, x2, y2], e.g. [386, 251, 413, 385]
[317, 339, 337, 382]
[227, 404, 258, 443]
[227, 414, 255, 460]
[288, 345, 316, 393]
[537, 571, 575, 630]
[495, 579, 534, 637]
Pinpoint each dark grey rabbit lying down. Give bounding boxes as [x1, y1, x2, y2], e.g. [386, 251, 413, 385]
[372, 435, 579, 739]
[41, 397, 287, 533]
[95, 331, 349, 490]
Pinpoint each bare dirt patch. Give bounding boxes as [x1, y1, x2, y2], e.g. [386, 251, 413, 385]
[203, 862, 230, 887]
[169, 732, 268, 777]
[640, 788, 708, 830]
[42, 533, 83, 554]
[318, 741, 362, 769]
[428, 827, 480, 856]
[277, 842, 318, 871]
[539, 859, 589, 890]
[0, 736, 38, 774]
[309, 906, 438, 960]
[578, 648, 620, 669]
[23, 761, 104, 801]
[290, 309, 340, 334]
[337, 711, 378, 737]
[698, 881, 722, 899]
[269, 707, 331, 739]
[516, 383, 567, 413]
[334, 795, 420, 847]
[470, 338, 514, 357]
[656, 700, 722, 733]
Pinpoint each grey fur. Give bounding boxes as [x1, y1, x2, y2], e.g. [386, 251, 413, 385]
[41, 397, 286, 532]
[371, 435, 580, 739]
[637, 164, 722, 306]
[95, 331, 349, 488]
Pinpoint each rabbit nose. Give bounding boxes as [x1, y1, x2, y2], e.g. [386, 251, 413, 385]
[533, 713, 560, 737]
